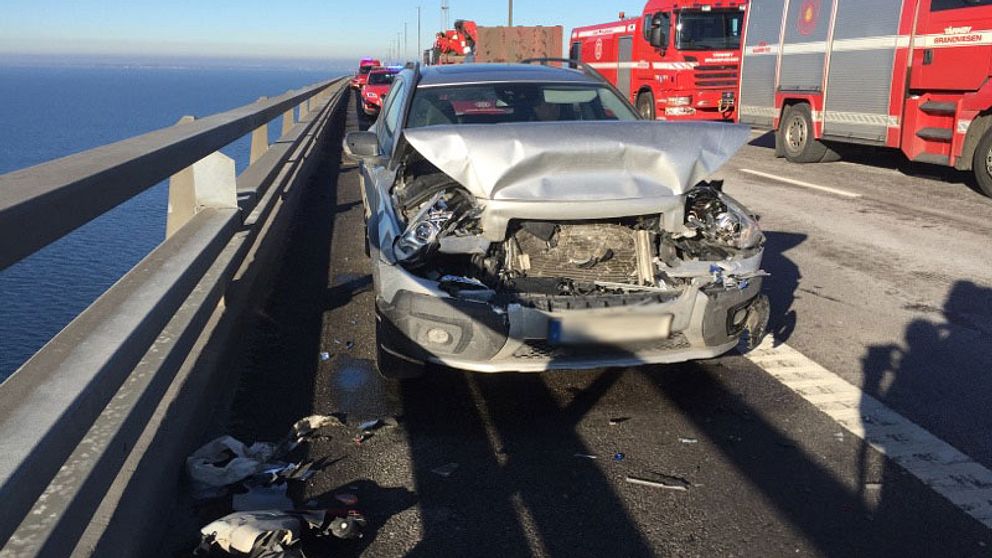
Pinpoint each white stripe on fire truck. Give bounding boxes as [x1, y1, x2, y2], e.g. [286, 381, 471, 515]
[740, 106, 899, 129]
[739, 105, 778, 118]
[652, 62, 698, 70]
[915, 31, 992, 48]
[575, 26, 629, 38]
[587, 61, 699, 70]
[781, 41, 828, 55]
[745, 30, 992, 58]
[824, 111, 900, 128]
[958, 120, 973, 135]
[832, 35, 911, 52]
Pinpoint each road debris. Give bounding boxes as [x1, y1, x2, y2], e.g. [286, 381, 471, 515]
[357, 416, 399, 431]
[608, 417, 631, 426]
[195, 509, 366, 556]
[232, 484, 293, 512]
[319, 351, 331, 361]
[626, 474, 693, 491]
[574, 453, 598, 460]
[186, 415, 342, 492]
[613, 452, 625, 462]
[334, 493, 359, 506]
[679, 437, 699, 445]
[431, 462, 459, 477]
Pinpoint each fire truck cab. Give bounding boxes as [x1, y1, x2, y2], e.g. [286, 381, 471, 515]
[571, 1, 748, 121]
[738, 0, 992, 197]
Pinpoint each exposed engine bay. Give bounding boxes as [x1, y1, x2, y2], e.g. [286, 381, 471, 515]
[388, 165, 766, 307]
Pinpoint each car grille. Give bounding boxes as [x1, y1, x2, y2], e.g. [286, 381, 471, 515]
[694, 65, 739, 90]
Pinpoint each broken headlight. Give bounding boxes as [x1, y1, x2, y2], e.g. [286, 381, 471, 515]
[684, 185, 763, 250]
[393, 186, 478, 263]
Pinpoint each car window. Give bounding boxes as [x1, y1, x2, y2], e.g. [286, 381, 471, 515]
[378, 77, 407, 155]
[406, 83, 638, 127]
[368, 72, 396, 85]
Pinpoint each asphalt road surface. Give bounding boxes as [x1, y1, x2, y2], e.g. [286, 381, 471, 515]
[185, 96, 992, 557]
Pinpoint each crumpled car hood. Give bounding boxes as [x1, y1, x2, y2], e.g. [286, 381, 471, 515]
[402, 121, 750, 201]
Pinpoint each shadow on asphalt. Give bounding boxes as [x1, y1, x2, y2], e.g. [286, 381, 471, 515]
[399, 367, 655, 557]
[761, 231, 805, 345]
[861, 280, 992, 471]
[222, 98, 348, 443]
[748, 130, 985, 195]
[642, 363, 991, 557]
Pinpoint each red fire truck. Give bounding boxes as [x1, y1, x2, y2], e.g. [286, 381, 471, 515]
[737, 0, 992, 196]
[571, 1, 748, 121]
[350, 58, 382, 90]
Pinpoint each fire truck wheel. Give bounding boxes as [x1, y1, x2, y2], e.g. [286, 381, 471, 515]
[973, 128, 992, 198]
[779, 104, 829, 164]
[636, 91, 656, 121]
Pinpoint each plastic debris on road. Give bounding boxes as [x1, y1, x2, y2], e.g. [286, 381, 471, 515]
[431, 462, 459, 477]
[608, 417, 631, 426]
[186, 415, 343, 492]
[319, 351, 331, 361]
[678, 437, 699, 444]
[613, 452, 625, 462]
[196, 509, 367, 556]
[625, 474, 692, 491]
[574, 453, 598, 460]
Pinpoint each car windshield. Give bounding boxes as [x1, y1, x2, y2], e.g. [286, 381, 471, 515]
[677, 9, 744, 51]
[359, 65, 375, 75]
[368, 72, 396, 85]
[406, 82, 638, 128]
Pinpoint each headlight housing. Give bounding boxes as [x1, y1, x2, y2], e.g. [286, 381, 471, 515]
[684, 185, 763, 250]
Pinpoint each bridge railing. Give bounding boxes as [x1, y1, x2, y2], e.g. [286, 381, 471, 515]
[0, 76, 350, 557]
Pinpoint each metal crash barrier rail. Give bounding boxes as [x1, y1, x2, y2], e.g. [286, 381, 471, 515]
[0, 76, 349, 557]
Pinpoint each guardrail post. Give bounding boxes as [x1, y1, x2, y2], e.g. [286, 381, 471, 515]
[249, 97, 268, 165]
[166, 116, 238, 238]
[282, 106, 295, 135]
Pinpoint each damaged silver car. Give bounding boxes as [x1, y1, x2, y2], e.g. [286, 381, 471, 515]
[344, 62, 769, 377]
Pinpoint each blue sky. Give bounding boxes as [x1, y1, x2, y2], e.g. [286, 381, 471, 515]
[0, 0, 639, 64]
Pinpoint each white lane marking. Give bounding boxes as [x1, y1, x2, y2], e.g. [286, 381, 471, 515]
[746, 338, 992, 529]
[738, 168, 863, 199]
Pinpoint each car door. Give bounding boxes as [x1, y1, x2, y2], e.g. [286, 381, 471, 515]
[364, 75, 409, 262]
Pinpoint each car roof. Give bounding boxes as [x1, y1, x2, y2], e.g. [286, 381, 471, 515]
[416, 63, 601, 87]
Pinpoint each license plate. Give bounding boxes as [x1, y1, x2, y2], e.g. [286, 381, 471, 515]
[548, 313, 674, 345]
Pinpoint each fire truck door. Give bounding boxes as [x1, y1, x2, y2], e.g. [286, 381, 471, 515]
[617, 36, 634, 99]
[822, 0, 904, 143]
[911, 0, 992, 92]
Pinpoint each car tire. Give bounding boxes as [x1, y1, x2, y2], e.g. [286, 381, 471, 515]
[636, 91, 656, 121]
[779, 104, 830, 163]
[375, 316, 425, 379]
[972, 128, 992, 198]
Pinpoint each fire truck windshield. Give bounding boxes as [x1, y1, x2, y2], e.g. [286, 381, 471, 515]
[359, 65, 376, 75]
[676, 9, 743, 51]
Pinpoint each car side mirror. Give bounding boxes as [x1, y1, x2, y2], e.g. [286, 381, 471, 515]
[343, 131, 380, 160]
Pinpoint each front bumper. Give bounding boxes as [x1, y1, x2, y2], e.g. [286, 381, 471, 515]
[376, 265, 765, 373]
[362, 99, 381, 116]
[657, 91, 736, 122]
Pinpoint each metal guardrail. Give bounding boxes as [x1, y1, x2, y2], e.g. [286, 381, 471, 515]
[0, 76, 349, 556]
